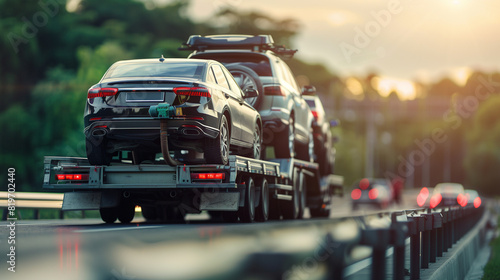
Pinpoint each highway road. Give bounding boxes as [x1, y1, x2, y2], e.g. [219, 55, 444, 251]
[0, 190, 420, 280]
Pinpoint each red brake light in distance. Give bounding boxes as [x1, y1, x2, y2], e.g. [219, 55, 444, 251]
[359, 178, 370, 190]
[87, 88, 118, 99]
[174, 87, 211, 97]
[191, 173, 225, 180]
[351, 189, 362, 200]
[368, 188, 379, 200]
[264, 86, 286, 96]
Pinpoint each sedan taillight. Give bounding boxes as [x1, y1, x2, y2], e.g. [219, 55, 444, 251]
[88, 88, 118, 99]
[173, 87, 211, 97]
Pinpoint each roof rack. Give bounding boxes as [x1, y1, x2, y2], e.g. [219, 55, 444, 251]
[179, 35, 298, 58]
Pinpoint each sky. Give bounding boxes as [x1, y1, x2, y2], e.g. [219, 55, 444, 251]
[158, 0, 500, 99]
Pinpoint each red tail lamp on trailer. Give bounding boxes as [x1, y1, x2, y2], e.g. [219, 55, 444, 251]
[56, 174, 89, 181]
[191, 173, 226, 180]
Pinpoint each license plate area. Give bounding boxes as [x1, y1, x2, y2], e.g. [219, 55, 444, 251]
[126, 91, 165, 102]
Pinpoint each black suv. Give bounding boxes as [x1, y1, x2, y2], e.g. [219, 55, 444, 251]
[181, 35, 315, 161]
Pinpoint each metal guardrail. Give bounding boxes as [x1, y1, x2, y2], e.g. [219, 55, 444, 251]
[0, 191, 64, 220]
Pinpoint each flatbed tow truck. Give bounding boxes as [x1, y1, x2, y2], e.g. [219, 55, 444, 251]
[43, 155, 343, 223]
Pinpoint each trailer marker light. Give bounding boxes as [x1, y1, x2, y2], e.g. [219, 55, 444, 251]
[56, 174, 89, 181]
[191, 173, 225, 180]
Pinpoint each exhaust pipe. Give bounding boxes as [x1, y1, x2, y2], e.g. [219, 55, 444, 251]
[92, 128, 108, 137]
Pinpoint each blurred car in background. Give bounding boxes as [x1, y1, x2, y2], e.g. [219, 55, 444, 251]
[302, 89, 336, 175]
[465, 189, 482, 208]
[429, 182, 466, 208]
[351, 178, 394, 210]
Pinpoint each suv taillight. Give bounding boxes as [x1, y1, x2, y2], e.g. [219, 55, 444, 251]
[264, 85, 286, 96]
[88, 88, 118, 99]
[174, 87, 211, 97]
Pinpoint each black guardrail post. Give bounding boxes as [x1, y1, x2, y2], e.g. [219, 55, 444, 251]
[409, 215, 424, 280]
[437, 210, 445, 256]
[323, 233, 345, 279]
[451, 207, 457, 244]
[430, 212, 442, 263]
[362, 228, 390, 280]
[442, 210, 449, 252]
[391, 212, 409, 280]
[421, 213, 433, 269]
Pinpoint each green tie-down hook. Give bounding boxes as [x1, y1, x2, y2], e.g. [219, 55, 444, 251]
[149, 103, 179, 119]
[149, 103, 181, 166]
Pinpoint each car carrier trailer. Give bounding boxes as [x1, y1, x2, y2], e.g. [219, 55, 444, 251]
[43, 155, 343, 223]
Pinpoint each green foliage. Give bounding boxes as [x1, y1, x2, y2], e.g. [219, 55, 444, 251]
[483, 216, 500, 280]
[465, 95, 500, 195]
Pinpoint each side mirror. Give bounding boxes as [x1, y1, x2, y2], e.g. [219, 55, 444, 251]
[243, 87, 259, 98]
[302, 85, 316, 95]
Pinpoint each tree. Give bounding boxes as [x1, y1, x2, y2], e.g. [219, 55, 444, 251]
[464, 95, 500, 195]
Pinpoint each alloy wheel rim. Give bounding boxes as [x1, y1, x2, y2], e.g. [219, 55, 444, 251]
[221, 120, 229, 161]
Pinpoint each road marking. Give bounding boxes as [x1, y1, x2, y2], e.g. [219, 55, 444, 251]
[74, 225, 165, 233]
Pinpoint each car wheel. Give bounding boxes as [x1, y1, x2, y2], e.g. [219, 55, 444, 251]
[243, 123, 262, 159]
[226, 64, 264, 109]
[275, 117, 295, 158]
[205, 115, 230, 165]
[86, 138, 112, 165]
[297, 128, 315, 162]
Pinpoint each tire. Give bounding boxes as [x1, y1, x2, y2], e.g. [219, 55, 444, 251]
[86, 138, 112, 165]
[282, 168, 301, 220]
[297, 128, 315, 162]
[239, 177, 256, 223]
[205, 115, 230, 165]
[255, 178, 269, 222]
[297, 172, 306, 219]
[141, 206, 157, 221]
[226, 64, 264, 109]
[243, 123, 262, 159]
[275, 117, 295, 159]
[100, 207, 118, 224]
[118, 203, 135, 224]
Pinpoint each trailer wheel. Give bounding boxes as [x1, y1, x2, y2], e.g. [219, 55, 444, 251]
[297, 172, 307, 219]
[239, 176, 256, 223]
[118, 203, 135, 224]
[255, 178, 269, 222]
[100, 207, 118, 224]
[282, 168, 301, 220]
[141, 206, 157, 221]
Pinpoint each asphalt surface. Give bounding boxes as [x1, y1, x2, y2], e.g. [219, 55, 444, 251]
[0, 190, 422, 280]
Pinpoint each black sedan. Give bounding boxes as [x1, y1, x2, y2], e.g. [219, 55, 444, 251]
[84, 58, 262, 165]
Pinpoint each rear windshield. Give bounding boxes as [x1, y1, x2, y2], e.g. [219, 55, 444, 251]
[192, 53, 273, 76]
[306, 99, 315, 108]
[104, 62, 205, 79]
